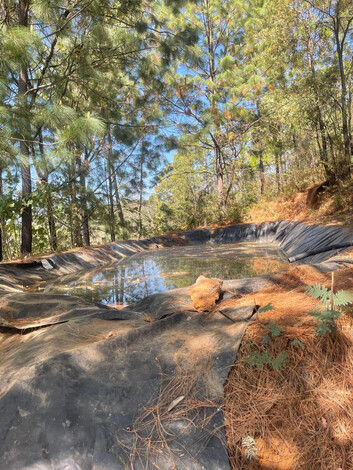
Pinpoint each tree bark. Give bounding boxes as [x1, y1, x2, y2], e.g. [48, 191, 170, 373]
[204, 3, 225, 214]
[107, 129, 116, 241]
[259, 149, 265, 195]
[275, 153, 281, 193]
[304, 4, 336, 185]
[112, 164, 126, 227]
[213, 142, 225, 213]
[333, 8, 352, 180]
[138, 153, 144, 238]
[37, 130, 58, 251]
[0, 166, 3, 261]
[19, 0, 32, 256]
[224, 153, 237, 207]
[69, 158, 82, 247]
[78, 151, 90, 246]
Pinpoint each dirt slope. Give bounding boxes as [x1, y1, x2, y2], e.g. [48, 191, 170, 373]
[244, 181, 353, 226]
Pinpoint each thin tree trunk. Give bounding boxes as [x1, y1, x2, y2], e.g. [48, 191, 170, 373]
[138, 154, 144, 238]
[46, 191, 58, 251]
[275, 153, 281, 193]
[79, 152, 90, 246]
[305, 4, 336, 185]
[214, 144, 225, 213]
[224, 157, 237, 207]
[70, 159, 82, 247]
[335, 26, 351, 179]
[281, 155, 286, 186]
[205, 5, 225, 214]
[107, 129, 116, 241]
[317, 114, 335, 183]
[19, 0, 32, 256]
[37, 130, 58, 251]
[0, 166, 3, 261]
[113, 167, 126, 227]
[259, 149, 265, 195]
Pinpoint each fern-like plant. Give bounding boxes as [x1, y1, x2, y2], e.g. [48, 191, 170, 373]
[306, 277, 353, 337]
[241, 435, 258, 461]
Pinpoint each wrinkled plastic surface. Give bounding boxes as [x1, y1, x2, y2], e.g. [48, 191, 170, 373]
[0, 221, 352, 469]
[0, 289, 256, 470]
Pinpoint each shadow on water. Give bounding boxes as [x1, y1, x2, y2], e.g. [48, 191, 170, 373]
[26, 242, 288, 305]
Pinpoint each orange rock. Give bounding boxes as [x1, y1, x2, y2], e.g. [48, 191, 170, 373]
[188, 275, 223, 312]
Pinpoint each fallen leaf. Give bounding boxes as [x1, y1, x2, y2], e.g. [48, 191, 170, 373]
[168, 396, 185, 412]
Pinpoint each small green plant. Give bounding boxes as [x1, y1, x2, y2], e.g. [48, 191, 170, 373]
[244, 345, 288, 371]
[306, 275, 353, 337]
[243, 304, 289, 371]
[291, 338, 305, 350]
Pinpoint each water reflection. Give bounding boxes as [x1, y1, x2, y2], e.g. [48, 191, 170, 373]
[28, 242, 288, 305]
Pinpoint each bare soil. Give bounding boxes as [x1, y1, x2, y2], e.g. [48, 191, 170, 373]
[244, 181, 353, 227]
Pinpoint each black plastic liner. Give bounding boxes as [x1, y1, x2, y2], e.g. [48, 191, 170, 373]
[182, 221, 353, 265]
[0, 221, 352, 469]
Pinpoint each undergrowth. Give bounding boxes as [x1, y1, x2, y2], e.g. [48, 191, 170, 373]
[225, 275, 353, 469]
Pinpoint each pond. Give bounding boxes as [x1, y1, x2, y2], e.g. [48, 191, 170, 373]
[27, 242, 288, 305]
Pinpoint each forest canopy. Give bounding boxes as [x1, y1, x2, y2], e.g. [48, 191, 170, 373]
[0, 0, 352, 259]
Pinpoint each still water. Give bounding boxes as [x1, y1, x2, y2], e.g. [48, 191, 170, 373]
[29, 242, 288, 305]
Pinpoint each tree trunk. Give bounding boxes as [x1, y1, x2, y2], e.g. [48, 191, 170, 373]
[304, 5, 336, 185]
[205, 6, 225, 215]
[46, 191, 58, 251]
[317, 113, 335, 184]
[275, 153, 281, 193]
[78, 152, 90, 246]
[259, 149, 265, 195]
[37, 130, 58, 251]
[138, 155, 144, 238]
[112, 167, 126, 227]
[224, 153, 237, 207]
[335, 27, 351, 180]
[69, 159, 82, 247]
[107, 129, 116, 241]
[19, 0, 32, 256]
[0, 166, 3, 261]
[215, 145, 225, 213]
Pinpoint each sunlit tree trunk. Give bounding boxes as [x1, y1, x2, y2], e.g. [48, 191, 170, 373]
[138, 154, 144, 238]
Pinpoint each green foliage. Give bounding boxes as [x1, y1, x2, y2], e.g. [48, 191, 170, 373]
[306, 283, 353, 337]
[266, 320, 283, 337]
[244, 302, 289, 371]
[243, 343, 288, 371]
[257, 303, 274, 314]
[271, 351, 288, 371]
[291, 338, 305, 350]
[1, 0, 353, 258]
[309, 308, 342, 337]
[306, 284, 331, 304]
[61, 115, 106, 147]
